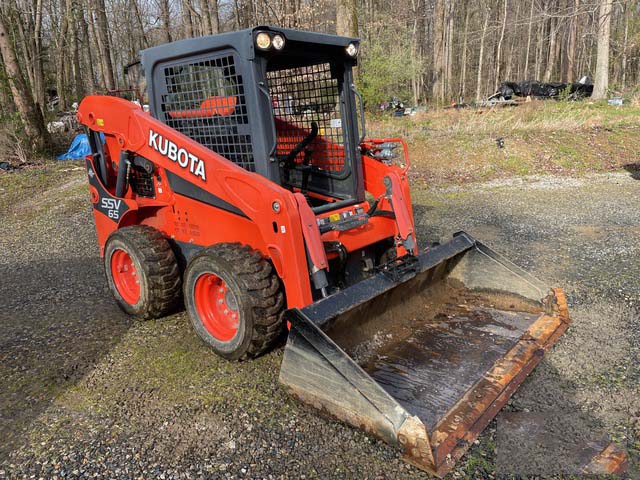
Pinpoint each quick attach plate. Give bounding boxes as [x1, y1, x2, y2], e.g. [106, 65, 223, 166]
[376, 254, 419, 283]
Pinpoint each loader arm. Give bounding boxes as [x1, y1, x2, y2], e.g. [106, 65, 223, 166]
[362, 151, 417, 256]
[78, 95, 315, 307]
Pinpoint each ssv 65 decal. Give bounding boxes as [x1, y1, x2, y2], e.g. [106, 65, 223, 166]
[148, 129, 207, 181]
[86, 159, 129, 222]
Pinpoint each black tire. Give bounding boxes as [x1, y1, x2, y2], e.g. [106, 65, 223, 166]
[104, 225, 182, 319]
[184, 243, 285, 361]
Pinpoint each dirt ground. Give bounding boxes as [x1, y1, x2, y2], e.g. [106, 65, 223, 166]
[0, 167, 638, 479]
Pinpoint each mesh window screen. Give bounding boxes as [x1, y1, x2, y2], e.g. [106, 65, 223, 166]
[161, 55, 255, 172]
[267, 63, 345, 172]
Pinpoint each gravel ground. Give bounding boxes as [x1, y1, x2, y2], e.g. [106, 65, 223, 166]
[0, 170, 638, 479]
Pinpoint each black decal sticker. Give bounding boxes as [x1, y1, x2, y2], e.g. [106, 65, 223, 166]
[86, 159, 129, 222]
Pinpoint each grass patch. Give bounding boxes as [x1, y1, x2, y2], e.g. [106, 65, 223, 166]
[61, 315, 292, 424]
[0, 162, 85, 214]
[368, 100, 640, 184]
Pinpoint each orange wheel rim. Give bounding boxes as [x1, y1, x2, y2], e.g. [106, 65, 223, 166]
[194, 272, 239, 342]
[110, 249, 140, 304]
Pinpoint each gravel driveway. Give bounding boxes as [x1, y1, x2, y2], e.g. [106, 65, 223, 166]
[0, 170, 638, 479]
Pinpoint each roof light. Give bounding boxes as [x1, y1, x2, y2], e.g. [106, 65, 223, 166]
[272, 34, 285, 50]
[346, 43, 358, 57]
[256, 32, 272, 50]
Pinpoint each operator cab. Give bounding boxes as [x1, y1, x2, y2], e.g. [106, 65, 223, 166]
[141, 27, 364, 213]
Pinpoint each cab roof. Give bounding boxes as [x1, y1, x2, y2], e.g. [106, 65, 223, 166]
[140, 26, 360, 72]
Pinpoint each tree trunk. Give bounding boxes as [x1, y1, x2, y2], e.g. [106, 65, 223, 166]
[233, 0, 240, 28]
[432, 0, 445, 103]
[69, 0, 84, 100]
[410, 0, 422, 105]
[476, 8, 489, 101]
[56, 3, 69, 110]
[445, 0, 454, 99]
[504, 1, 519, 81]
[210, 0, 220, 33]
[0, 12, 50, 150]
[16, 0, 45, 112]
[15, 14, 35, 98]
[564, 0, 579, 82]
[182, 0, 195, 38]
[543, 16, 557, 82]
[93, 0, 116, 90]
[33, 0, 44, 114]
[336, 0, 358, 37]
[201, 0, 213, 35]
[159, 0, 172, 43]
[494, 0, 508, 89]
[80, 1, 98, 91]
[524, 0, 534, 78]
[131, 0, 149, 48]
[592, 0, 612, 99]
[534, 4, 546, 80]
[459, 4, 470, 100]
[621, 3, 629, 88]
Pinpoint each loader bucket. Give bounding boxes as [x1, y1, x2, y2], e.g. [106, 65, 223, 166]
[279, 232, 572, 477]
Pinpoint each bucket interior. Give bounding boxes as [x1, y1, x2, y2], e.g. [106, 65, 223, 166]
[323, 250, 549, 431]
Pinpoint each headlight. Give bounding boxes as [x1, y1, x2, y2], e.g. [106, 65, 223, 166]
[346, 43, 358, 57]
[255, 32, 272, 50]
[272, 34, 285, 50]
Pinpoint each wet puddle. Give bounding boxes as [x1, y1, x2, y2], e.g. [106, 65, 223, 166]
[326, 279, 544, 430]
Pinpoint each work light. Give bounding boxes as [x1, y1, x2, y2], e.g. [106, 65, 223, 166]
[346, 43, 358, 57]
[272, 34, 285, 50]
[255, 32, 272, 50]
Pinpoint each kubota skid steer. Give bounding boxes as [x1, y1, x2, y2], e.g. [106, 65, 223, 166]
[77, 27, 576, 476]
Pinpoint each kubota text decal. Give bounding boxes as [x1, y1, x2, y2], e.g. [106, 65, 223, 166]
[148, 129, 207, 181]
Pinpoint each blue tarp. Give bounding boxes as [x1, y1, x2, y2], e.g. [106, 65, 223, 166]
[56, 133, 104, 160]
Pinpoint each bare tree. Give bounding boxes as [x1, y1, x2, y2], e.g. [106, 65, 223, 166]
[592, 0, 612, 99]
[476, 6, 490, 101]
[564, 0, 579, 82]
[432, 0, 445, 103]
[336, 0, 358, 37]
[1, 0, 640, 135]
[0, 11, 50, 150]
[524, 0, 535, 78]
[494, 0, 508, 89]
[92, 0, 116, 90]
[158, 0, 173, 43]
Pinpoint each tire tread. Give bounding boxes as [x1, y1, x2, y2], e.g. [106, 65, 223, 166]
[191, 242, 285, 360]
[107, 225, 182, 319]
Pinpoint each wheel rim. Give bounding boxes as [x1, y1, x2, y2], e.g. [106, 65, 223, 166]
[110, 248, 140, 304]
[194, 272, 239, 342]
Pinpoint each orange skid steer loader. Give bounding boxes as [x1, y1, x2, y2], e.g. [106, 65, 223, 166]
[78, 27, 572, 476]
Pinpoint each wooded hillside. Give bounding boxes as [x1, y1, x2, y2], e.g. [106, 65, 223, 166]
[0, 0, 638, 153]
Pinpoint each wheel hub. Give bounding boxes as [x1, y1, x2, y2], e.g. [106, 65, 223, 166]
[110, 248, 140, 304]
[194, 273, 239, 342]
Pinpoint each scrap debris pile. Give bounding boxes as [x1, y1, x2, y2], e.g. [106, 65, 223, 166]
[492, 77, 593, 101]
